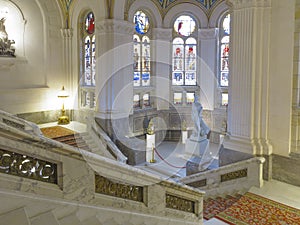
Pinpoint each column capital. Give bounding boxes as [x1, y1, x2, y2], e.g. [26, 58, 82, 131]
[227, 0, 271, 9]
[198, 28, 218, 40]
[96, 19, 134, 35]
[152, 28, 173, 41]
[60, 28, 73, 38]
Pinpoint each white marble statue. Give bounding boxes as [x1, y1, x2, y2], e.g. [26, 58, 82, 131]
[191, 95, 210, 141]
[0, 17, 15, 56]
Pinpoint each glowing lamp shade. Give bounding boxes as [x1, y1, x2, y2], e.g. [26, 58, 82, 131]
[57, 86, 70, 124]
[57, 86, 69, 98]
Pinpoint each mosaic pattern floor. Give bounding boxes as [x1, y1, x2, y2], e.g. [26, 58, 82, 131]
[215, 192, 300, 225]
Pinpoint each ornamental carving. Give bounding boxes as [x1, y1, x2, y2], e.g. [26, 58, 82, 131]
[221, 168, 247, 182]
[166, 194, 195, 214]
[0, 148, 57, 184]
[95, 174, 143, 202]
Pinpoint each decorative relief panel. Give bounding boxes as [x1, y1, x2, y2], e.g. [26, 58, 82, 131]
[0, 148, 57, 184]
[95, 174, 143, 202]
[166, 194, 195, 214]
[221, 168, 247, 182]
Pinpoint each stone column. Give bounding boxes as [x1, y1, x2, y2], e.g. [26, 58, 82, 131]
[152, 28, 172, 110]
[60, 28, 74, 114]
[224, 0, 273, 155]
[95, 19, 134, 138]
[198, 28, 218, 110]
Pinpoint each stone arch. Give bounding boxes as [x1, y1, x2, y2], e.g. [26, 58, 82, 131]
[163, 2, 208, 29]
[209, 1, 230, 28]
[127, 0, 162, 28]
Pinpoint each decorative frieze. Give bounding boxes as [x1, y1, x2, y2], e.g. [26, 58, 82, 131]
[0, 148, 57, 184]
[95, 174, 143, 202]
[166, 194, 195, 214]
[221, 168, 247, 182]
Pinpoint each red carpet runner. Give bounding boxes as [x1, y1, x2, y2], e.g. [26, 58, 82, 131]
[215, 192, 300, 225]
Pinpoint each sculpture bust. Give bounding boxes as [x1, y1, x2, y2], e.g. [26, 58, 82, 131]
[191, 95, 210, 141]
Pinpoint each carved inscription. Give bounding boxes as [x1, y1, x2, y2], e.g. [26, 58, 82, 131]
[95, 174, 143, 202]
[166, 194, 195, 214]
[221, 168, 248, 182]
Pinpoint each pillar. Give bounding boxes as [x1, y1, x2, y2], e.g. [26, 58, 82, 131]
[224, 0, 274, 155]
[95, 19, 134, 137]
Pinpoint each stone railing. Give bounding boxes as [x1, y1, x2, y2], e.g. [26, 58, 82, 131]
[180, 157, 265, 197]
[89, 118, 128, 163]
[0, 116, 204, 225]
[0, 109, 42, 136]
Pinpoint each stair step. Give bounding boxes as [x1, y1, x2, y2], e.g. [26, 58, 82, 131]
[0, 207, 31, 225]
[31, 211, 60, 225]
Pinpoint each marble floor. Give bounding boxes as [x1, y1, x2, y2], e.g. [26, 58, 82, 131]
[135, 140, 221, 180]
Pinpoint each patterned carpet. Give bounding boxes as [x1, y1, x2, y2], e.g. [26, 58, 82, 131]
[40, 126, 75, 138]
[215, 192, 300, 225]
[203, 194, 242, 220]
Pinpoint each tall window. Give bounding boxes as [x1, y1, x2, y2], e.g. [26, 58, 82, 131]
[80, 12, 96, 108]
[172, 15, 197, 86]
[219, 13, 230, 106]
[133, 10, 151, 109]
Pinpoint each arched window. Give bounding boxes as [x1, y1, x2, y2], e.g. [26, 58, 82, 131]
[172, 15, 197, 86]
[171, 15, 197, 106]
[219, 13, 230, 106]
[133, 10, 151, 109]
[79, 12, 96, 109]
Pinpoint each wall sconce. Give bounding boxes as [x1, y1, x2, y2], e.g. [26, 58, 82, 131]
[57, 86, 69, 125]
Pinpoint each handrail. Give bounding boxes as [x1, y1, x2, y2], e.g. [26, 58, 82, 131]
[0, 109, 42, 136]
[180, 157, 265, 196]
[87, 117, 128, 163]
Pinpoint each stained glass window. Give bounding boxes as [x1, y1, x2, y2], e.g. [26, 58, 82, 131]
[174, 92, 183, 105]
[133, 10, 152, 110]
[219, 13, 230, 108]
[143, 93, 150, 107]
[174, 15, 196, 37]
[186, 92, 195, 104]
[80, 11, 96, 109]
[133, 94, 140, 108]
[219, 13, 230, 87]
[134, 11, 149, 34]
[172, 16, 197, 86]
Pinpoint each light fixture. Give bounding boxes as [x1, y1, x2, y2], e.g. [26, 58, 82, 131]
[57, 86, 69, 125]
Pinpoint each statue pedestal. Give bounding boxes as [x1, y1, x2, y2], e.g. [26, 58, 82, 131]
[185, 138, 210, 175]
[146, 134, 155, 162]
[185, 138, 209, 157]
[181, 130, 188, 144]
